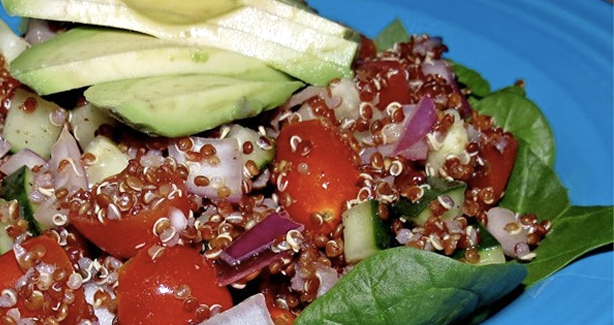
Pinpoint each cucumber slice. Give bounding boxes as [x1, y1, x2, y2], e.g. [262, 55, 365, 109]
[390, 178, 466, 226]
[474, 223, 505, 265]
[0, 165, 42, 235]
[3, 88, 64, 159]
[0, 199, 15, 254]
[69, 103, 118, 149]
[226, 124, 275, 171]
[452, 223, 505, 265]
[83, 136, 130, 186]
[343, 200, 390, 263]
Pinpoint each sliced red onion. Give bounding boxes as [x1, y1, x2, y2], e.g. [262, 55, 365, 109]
[329, 78, 361, 121]
[484, 207, 532, 259]
[50, 125, 88, 194]
[412, 36, 443, 56]
[420, 59, 471, 117]
[0, 149, 46, 175]
[290, 262, 340, 298]
[219, 210, 303, 266]
[390, 96, 437, 160]
[215, 249, 293, 286]
[283, 85, 325, 109]
[168, 137, 243, 202]
[197, 293, 274, 325]
[24, 19, 60, 45]
[83, 282, 116, 325]
[315, 264, 339, 297]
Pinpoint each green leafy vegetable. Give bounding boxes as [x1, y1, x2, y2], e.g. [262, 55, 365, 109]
[295, 247, 527, 325]
[448, 61, 491, 98]
[500, 140, 613, 285]
[373, 19, 410, 52]
[472, 89, 555, 167]
[499, 141, 568, 221]
[523, 206, 613, 285]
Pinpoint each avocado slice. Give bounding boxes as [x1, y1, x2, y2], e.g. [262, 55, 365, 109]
[2, 0, 357, 85]
[11, 26, 292, 95]
[84, 74, 304, 137]
[121, 0, 243, 25]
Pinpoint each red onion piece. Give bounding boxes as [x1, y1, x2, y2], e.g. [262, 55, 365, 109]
[197, 293, 273, 325]
[50, 125, 88, 194]
[24, 19, 61, 45]
[168, 137, 243, 202]
[412, 36, 443, 56]
[283, 85, 325, 109]
[421, 59, 471, 117]
[392, 96, 437, 160]
[484, 207, 531, 259]
[215, 249, 293, 286]
[219, 210, 303, 266]
[0, 149, 46, 175]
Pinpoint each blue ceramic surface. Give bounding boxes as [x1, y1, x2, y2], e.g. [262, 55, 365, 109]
[2, 1, 613, 324]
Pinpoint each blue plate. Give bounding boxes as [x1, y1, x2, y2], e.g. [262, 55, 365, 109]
[2, 1, 613, 323]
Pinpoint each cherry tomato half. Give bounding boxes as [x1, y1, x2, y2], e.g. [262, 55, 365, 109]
[0, 236, 92, 324]
[274, 119, 360, 235]
[116, 244, 233, 325]
[355, 60, 412, 110]
[68, 159, 192, 259]
[469, 132, 519, 204]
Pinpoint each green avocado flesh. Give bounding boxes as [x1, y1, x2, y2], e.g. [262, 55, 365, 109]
[2, 0, 357, 85]
[84, 74, 304, 137]
[10, 27, 291, 95]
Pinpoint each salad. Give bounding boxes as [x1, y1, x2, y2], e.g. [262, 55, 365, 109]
[0, 0, 612, 324]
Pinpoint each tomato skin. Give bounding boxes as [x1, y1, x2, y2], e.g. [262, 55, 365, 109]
[0, 236, 92, 324]
[274, 119, 360, 235]
[356, 60, 412, 109]
[469, 132, 519, 203]
[116, 244, 233, 325]
[68, 185, 191, 260]
[355, 35, 377, 63]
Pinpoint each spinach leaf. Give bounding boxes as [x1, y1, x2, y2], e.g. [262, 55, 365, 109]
[472, 90, 556, 167]
[295, 247, 527, 325]
[500, 141, 613, 285]
[522, 205, 613, 285]
[449, 61, 491, 98]
[499, 140, 569, 222]
[373, 19, 410, 52]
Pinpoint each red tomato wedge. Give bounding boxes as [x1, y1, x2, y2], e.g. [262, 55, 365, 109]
[116, 244, 233, 325]
[0, 236, 92, 324]
[274, 119, 360, 235]
[469, 132, 519, 204]
[67, 159, 192, 259]
[356, 60, 412, 110]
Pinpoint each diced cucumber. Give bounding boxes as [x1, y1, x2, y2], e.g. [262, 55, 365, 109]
[226, 124, 275, 171]
[426, 110, 469, 178]
[0, 219, 14, 254]
[0, 199, 15, 254]
[0, 165, 43, 235]
[390, 178, 466, 226]
[83, 136, 130, 186]
[3, 88, 65, 159]
[342, 200, 390, 263]
[69, 103, 118, 149]
[474, 223, 506, 265]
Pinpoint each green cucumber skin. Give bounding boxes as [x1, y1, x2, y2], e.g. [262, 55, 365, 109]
[0, 165, 42, 236]
[343, 200, 391, 263]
